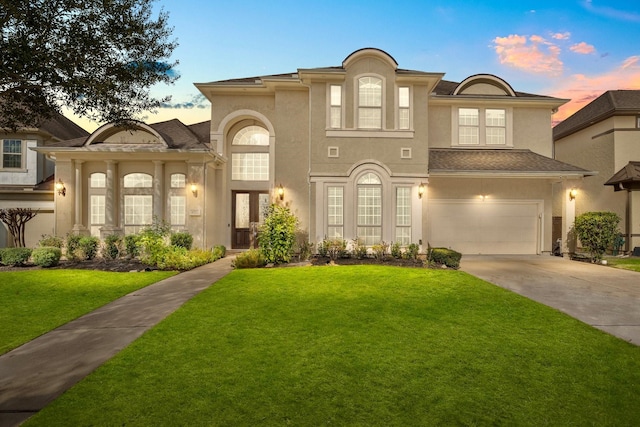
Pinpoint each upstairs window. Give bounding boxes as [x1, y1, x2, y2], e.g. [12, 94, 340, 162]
[358, 77, 382, 129]
[330, 85, 342, 128]
[456, 107, 509, 147]
[232, 126, 269, 145]
[398, 87, 410, 130]
[1, 139, 22, 169]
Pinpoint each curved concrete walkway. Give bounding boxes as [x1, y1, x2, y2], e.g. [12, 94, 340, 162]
[0, 256, 234, 427]
[460, 255, 640, 346]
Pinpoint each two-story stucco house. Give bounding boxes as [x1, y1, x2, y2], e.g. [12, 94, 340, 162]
[554, 90, 640, 252]
[37, 48, 591, 254]
[0, 113, 88, 247]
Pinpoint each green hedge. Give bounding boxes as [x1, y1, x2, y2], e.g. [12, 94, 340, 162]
[430, 247, 462, 269]
[32, 247, 62, 267]
[1, 247, 33, 266]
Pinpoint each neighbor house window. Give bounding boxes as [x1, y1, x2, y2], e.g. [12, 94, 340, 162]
[357, 172, 382, 245]
[330, 85, 342, 128]
[1, 139, 22, 169]
[458, 108, 479, 145]
[485, 109, 506, 145]
[327, 186, 344, 239]
[358, 77, 382, 129]
[231, 153, 269, 181]
[395, 187, 411, 245]
[398, 87, 410, 130]
[89, 172, 106, 237]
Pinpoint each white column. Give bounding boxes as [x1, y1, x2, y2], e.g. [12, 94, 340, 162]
[100, 160, 122, 237]
[562, 181, 577, 256]
[153, 161, 164, 221]
[72, 160, 86, 233]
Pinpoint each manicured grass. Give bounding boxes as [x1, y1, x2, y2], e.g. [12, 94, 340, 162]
[27, 266, 640, 426]
[604, 256, 640, 272]
[0, 269, 176, 355]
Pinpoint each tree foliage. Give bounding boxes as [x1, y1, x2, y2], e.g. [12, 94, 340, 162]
[0, 0, 178, 130]
[259, 204, 298, 264]
[573, 211, 621, 262]
[0, 208, 38, 247]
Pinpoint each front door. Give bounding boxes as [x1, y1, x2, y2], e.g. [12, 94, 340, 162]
[232, 191, 270, 249]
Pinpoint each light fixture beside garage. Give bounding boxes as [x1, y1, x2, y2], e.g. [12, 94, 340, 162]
[569, 188, 577, 201]
[418, 183, 425, 199]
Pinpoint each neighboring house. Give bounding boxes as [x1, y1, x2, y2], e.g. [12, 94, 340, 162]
[554, 90, 640, 252]
[39, 48, 591, 254]
[0, 113, 88, 247]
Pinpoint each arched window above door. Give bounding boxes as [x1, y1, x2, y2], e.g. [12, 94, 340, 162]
[232, 126, 269, 145]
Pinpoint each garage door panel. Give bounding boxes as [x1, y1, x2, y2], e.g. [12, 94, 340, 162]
[429, 200, 539, 255]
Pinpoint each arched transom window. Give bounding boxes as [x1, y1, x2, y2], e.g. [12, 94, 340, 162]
[231, 126, 270, 181]
[232, 126, 269, 146]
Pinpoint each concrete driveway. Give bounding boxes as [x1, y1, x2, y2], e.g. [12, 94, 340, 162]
[460, 255, 640, 346]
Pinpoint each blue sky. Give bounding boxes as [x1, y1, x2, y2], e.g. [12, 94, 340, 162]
[70, 0, 640, 131]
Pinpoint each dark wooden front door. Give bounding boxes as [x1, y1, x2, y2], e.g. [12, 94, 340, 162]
[232, 191, 270, 249]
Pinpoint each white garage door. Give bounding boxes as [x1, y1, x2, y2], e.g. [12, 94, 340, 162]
[429, 200, 541, 255]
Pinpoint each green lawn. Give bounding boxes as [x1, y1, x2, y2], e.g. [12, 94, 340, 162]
[26, 266, 640, 426]
[0, 269, 176, 355]
[604, 256, 640, 272]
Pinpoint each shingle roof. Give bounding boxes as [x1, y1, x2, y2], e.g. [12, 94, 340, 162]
[39, 113, 89, 140]
[149, 119, 209, 149]
[604, 161, 640, 190]
[553, 90, 640, 139]
[429, 148, 591, 174]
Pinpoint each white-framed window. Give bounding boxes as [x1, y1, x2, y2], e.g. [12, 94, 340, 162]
[90, 195, 105, 237]
[456, 107, 509, 146]
[330, 85, 342, 129]
[232, 126, 269, 146]
[90, 172, 106, 188]
[327, 186, 344, 239]
[395, 187, 411, 245]
[170, 173, 186, 188]
[357, 172, 382, 245]
[170, 196, 186, 226]
[398, 86, 410, 130]
[485, 109, 506, 145]
[124, 195, 152, 234]
[458, 108, 479, 145]
[1, 139, 22, 169]
[358, 76, 382, 129]
[231, 153, 269, 181]
[124, 173, 152, 188]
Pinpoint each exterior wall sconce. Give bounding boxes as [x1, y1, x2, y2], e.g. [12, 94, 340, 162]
[569, 188, 577, 201]
[191, 183, 198, 197]
[418, 183, 425, 199]
[55, 179, 66, 197]
[480, 195, 488, 201]
[277, 183, 284, 201]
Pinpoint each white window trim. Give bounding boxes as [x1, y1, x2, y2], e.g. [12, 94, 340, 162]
[451, 106, 513, 148]
[397, 86, 412, 130]
[327, 84, 344, 129]
[355, 74, 385, 130]
[0, 138, 25, 170]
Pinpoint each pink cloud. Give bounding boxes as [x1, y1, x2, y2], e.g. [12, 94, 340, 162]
[549, 56, 640, 123]
[570, 42, 595, 54]
[493, 34, 563, 75]
[552, 32, 571, 40]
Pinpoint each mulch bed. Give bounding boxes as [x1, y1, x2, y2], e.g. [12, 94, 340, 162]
[0, 258, 153, 273]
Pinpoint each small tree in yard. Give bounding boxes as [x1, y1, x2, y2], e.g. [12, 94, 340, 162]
[0, 208, 38, 247]
[573, 211, 621, 262]
[259, 204, 298, 264]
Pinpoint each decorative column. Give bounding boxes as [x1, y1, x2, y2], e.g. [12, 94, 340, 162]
[100, 160, 122, 237]
[153, 160, 164, 221]
[72, 160, 86, 234]
[562, 180, 578, 256]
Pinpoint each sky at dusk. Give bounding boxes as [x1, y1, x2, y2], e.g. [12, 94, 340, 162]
[68, 0, 640, 132]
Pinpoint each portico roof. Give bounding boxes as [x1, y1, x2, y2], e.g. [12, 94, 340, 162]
[605, 161, 640, 191]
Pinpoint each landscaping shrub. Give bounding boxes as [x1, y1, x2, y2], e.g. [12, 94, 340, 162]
[259, 204, 298, 264]
[372, 241, 389, 260]
[403, 243, 420, 260]
[170, 232, 193, 250]
[574, 211, 621, 262]
[65, 233, 82, 260]
[0, 248, 5, 265]
[124, 234, 140, 258]
[351, 239, 368, 259]
[78, 236, 100, 260]
[429, 247, 462, 269]
[318, 239, 347, 260]
[233, 249, 266, 269]
[390, 242, 402, 259]
[294, 230, 313, 261]
[102, 234, 122, 260]
[2, 247, 32, 266]
[32, 247, 62, 267]
[212, 245, 226, 260]
[39, 234, 63, 248]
